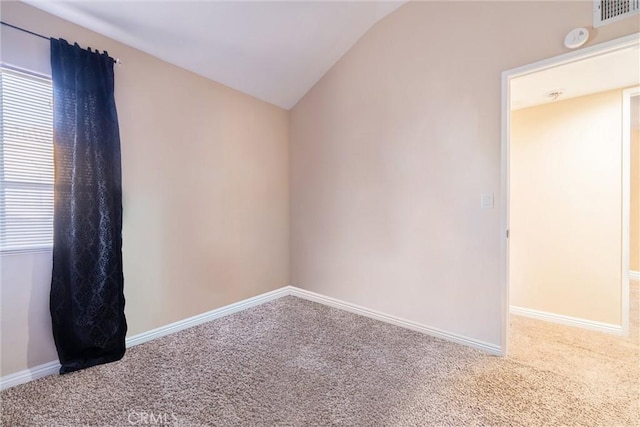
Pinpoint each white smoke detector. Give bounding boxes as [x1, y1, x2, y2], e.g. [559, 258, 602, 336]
[564, 27, 590, 49]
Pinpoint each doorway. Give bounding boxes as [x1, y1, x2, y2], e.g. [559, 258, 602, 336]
[500, 33, 640, 356]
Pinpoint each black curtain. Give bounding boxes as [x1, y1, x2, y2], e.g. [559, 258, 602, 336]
[50, 38, 127, 374]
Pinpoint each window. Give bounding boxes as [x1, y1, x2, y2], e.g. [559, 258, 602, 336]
[0, 67, 54, 252]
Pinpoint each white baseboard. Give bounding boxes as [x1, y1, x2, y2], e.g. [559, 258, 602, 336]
[2, 284, 502, 390]
[288, 286, 502, 356]
[510, 305, 623, 335]
[630, 270, 640, 282]
[125, 286, 290, 347]
[0, 361, 61, 391]
[1, 286, 290, 391]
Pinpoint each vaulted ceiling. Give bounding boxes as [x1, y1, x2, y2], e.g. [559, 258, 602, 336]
[24, 0, 406, 109]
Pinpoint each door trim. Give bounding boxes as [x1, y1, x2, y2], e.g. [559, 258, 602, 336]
[500, 33, 639, 356]
[622, 86, 639, 336]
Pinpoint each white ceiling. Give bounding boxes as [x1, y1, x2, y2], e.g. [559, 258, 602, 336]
[23, 0, 406, 110]
[511, 45, 640, 110]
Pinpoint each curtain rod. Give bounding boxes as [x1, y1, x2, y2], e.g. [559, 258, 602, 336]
[1, 21, 122, 65]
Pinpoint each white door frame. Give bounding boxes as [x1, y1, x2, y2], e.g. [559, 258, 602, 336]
[622, 85, 639, 331]
[500, 32, 639, 356]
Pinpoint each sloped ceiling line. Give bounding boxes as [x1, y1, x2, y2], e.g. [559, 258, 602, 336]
[23, 0, 406, 110]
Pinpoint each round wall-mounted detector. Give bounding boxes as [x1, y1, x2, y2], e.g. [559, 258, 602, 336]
[564, 27, 589, 49]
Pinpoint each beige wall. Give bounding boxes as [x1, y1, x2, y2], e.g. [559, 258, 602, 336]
[290, 1, 639, 346]
[631, 96, 640, 272]
[0, 2, 289, 376]
[510, 90, 624, 325]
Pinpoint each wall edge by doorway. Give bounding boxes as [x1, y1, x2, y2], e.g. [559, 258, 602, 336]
[621, 85, 639, 335]
[500, 32, 640, 356]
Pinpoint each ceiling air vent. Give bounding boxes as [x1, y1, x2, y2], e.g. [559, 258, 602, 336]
[594, 0, 640, 27]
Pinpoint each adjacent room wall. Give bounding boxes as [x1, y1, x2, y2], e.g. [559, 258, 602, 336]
[631, 96, 640, 273]
[510, 90, 624, 325]
[289, 1, 639, 346]
[0, 2, 289, 376]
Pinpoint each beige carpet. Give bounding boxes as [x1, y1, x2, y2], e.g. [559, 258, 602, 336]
[2, 285, 638, 426]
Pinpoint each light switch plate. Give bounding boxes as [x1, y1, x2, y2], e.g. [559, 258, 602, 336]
[481, 193, 494, 209]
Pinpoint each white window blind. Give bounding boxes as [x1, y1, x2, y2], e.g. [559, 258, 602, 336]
[0, 67, 54, 252]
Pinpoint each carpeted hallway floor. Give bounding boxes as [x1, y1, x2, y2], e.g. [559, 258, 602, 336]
[2, 284, 638, 426]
